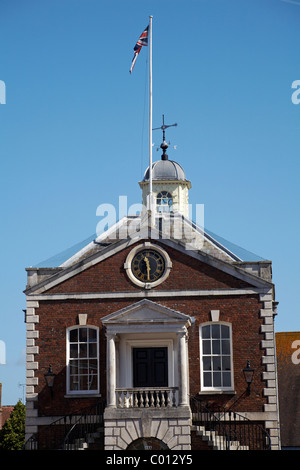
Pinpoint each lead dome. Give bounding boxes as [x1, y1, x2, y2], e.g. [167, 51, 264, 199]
[143, 159, 187, 182]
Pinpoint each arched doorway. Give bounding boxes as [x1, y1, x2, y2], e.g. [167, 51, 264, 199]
[127, 437, 169, 450]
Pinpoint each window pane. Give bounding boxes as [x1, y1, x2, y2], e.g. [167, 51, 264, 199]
[89, 374, 97, 390]
[69, 329, 78, 342]
[213, 372, 221, 387]
[89, 359, 98, 373]
[222, 356, 231, 371]
[213, 356, 221, 371]
[212, 340, 220, 354]
[203, 372, 212, 387]
[89, 329, 97, 342]
[79, 343, 87, 358]
[80, 375, 88, 391]
[203, 356, 211, 370]
[212, 324, 220, 338]
[90, 382, 97, 391]
[202, 340, 211, 354]
[79, 360, 89, 374]
[223, 372, 231, 387]
[222, 339, 230, 355]
[202, 325, 210, 339]
[70, 344, 78, 358]
[69, 361, 78, 374]
[221, 325, 230, 338]
[79, 328, 87, 342]
[89, 343, 97, 358]
[70, 375, 79, 390]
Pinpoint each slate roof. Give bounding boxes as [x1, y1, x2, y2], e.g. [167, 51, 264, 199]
[34, 215, 265, 269]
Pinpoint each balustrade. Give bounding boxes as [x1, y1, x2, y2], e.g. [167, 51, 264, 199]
[116, 387, 178, 408]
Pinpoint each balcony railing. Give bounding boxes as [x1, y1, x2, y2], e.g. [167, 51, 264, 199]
[116, 387, 179, 408]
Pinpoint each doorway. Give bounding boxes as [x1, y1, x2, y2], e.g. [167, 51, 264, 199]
[127, 437, 169, 450]
[133, 347, 168, 387]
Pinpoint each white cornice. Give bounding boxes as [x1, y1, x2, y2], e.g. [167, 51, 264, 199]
[26, 286, 271, 302]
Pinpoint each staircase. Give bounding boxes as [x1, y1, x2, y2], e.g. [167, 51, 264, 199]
[63, 428, 104, 450]
[192, 425, 249, 450]
[24, 401, 105, 450]
[190, 397, 271, 451]
[25, 398, 270, 450]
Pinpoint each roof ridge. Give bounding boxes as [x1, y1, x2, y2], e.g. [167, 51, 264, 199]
[32, 215, 266, 268]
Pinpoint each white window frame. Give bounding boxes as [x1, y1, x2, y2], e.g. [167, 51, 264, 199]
[199, 322, 234, 393]
[156, 191, 173, 213]
[66, 325, 100, 395]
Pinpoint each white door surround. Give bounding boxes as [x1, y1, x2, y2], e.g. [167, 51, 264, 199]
[102, 299, 192, 409]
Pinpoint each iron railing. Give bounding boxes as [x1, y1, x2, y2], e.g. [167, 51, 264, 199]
[190, 397, 230, 449]
[24, 401, 105, 450]
[25, 397, 271, 450]
[190, 397, 271, 450]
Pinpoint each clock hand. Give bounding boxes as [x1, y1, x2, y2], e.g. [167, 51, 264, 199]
[144, 256, 151, 281]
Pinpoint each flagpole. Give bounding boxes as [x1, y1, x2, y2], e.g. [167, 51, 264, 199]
[148, 15, 153, 217]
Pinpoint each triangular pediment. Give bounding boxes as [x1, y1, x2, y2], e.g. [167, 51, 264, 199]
[24, 215, 273, 295]
[102, 299, 192, 327]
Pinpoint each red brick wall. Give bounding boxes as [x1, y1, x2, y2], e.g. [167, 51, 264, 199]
[47, 241, 252, 294]
[33, 241, 267, 416]
[35, 296, 266, 415]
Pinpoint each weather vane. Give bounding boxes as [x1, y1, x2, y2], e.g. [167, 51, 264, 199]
[153, 114, 178, 160]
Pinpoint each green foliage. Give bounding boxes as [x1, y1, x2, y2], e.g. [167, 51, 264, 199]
[0, 400, 25, 450]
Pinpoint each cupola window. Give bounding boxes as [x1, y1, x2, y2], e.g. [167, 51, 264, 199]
[156, 191, 173, 213]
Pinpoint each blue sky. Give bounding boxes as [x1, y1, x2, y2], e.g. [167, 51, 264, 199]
[0, 0, 299, 405]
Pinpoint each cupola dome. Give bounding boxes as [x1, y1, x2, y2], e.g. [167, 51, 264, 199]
[143, 159, 187, 182]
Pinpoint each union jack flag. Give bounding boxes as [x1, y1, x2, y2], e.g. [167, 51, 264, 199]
[130, 25, 149, 73]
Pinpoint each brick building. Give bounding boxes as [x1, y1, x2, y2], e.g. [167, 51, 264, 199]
[24, 138, 280, 450]
[276, 332, 300, 450]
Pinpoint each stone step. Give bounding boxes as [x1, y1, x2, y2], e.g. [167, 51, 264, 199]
[194, 425, 249, 450]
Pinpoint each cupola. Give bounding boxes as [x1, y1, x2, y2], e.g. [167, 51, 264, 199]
[139, 116, 191, 218]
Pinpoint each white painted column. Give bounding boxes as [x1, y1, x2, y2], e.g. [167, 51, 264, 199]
[106, 333, 116, 408]
[178, 330, 188, 407]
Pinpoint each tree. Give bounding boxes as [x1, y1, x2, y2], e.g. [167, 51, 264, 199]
[0, 400, 25, 450]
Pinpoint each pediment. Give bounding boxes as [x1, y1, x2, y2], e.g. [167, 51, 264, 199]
[25, 216, 273, 296]
[101, 299, 192, 327]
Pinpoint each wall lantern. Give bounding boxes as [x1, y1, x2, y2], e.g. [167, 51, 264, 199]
[243, 360, 254, 395]
[44, 364, 56, 397]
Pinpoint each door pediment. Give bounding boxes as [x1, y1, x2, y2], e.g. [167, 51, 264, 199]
[102, 299, 191, 332]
